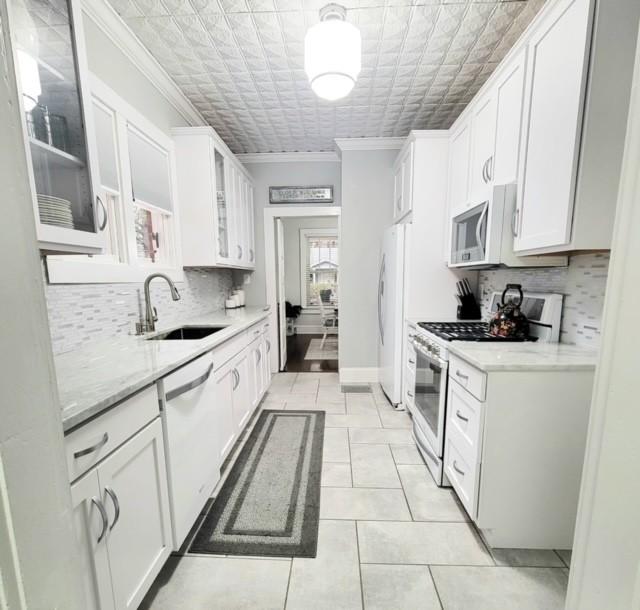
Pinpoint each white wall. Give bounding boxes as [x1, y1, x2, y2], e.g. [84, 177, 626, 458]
[0, 12, 84, 607]
[339, 149, 396, 374]
[241, 160, 341, 307]
[566, 35, 640, 610]
[281, 216, 339, 333]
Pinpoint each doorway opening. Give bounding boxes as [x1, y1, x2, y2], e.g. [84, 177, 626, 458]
[264, 206, 341, 373]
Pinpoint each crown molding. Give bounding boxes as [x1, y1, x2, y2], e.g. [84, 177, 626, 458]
[81, 0, 206, 128]
[334, 137, 406, 151]
[409, 129, 450, 140]
[237, 151, 341, 164]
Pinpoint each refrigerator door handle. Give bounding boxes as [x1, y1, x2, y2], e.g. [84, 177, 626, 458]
[377, 254, 385, 345]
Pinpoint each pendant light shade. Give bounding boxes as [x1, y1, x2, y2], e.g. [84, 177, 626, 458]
[305, 4, 361, 101]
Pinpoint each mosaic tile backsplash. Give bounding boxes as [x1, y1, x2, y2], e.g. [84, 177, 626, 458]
[45, 266, 234, 355]
[478, 253, 610, 347]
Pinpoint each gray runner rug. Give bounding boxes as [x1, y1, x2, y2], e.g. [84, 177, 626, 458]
[189, 409, 324, 558]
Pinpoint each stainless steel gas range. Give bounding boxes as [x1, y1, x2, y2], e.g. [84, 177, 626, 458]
[405, 291, 563, 486]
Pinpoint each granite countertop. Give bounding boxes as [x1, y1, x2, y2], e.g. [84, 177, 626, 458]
[447, 341, 599, 372]
[55, 307, 271, 433]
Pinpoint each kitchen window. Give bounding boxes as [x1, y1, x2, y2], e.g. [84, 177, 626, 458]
[46, 76, 182, 283]
[300, 229, 339, 308]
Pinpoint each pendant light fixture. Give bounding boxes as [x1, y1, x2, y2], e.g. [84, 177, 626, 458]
[304, 3, 361, 101]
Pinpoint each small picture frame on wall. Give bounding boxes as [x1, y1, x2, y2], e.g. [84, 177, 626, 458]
[269, 186, 333, 204]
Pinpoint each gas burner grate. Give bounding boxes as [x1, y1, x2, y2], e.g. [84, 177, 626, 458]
[417, 321, 533, 342]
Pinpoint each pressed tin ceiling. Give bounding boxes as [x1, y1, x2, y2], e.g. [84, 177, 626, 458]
[107, 0, 547, 153]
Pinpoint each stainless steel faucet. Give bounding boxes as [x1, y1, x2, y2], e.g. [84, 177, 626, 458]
[137, 273, 181, 334]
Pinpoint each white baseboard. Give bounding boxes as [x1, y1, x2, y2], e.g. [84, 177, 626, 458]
[339, 367, 379, 384]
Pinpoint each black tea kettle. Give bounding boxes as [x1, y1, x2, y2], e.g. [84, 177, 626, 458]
[489, 284, 530, 339]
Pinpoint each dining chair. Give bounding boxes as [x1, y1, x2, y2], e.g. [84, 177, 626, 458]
[318, 292, 338, 349]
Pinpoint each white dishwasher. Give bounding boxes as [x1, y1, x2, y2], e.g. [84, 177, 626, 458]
[161, 351, 220, 549]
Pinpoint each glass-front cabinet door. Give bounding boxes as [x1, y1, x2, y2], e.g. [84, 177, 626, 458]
[213, 148, 231, 263]
[9, 0, 104, 253]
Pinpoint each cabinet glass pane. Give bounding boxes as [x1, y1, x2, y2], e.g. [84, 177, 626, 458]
[12, 0, 95, 232]
[214, 150, 229, 258]
[128, 126, 172, 212]
[93, 102, 119, 192]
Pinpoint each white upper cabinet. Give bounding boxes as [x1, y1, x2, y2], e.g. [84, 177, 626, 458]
[446, 0, 638, 258]
[173, 127, 255, 270]
[514, 0, 593, 253]
[467, 92, 497, 205]
[392, 141, 414, 222]
[447, 119, 471, 215]
[492, 50, 527, 186]
[8, 0, 106, 253]
[513, 0, 639, 254]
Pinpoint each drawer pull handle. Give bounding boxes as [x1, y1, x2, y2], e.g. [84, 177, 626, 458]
[455, 410, 469, 422]
[74, 433, 109, 459]
[407, 390, 414, 397]
[104, 487, 120, 531]
[166, 363, 214, 401]
[408, 359, 415, 365]
[232, 368, 240, 390]
[452, 460, 465, 476]
[455, 370, 469, 381]
[91, 497, 109, 543]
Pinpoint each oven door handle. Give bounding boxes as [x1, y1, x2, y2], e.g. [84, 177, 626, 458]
[412, 342, 447, 369]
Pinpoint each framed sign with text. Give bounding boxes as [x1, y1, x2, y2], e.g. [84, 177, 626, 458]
[269, 186, 334, 204]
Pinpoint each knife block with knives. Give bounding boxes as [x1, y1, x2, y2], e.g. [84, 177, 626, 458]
[456, 279, 482, 320]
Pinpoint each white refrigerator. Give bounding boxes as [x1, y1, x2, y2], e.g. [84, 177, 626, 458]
[377, 224, 407, 405]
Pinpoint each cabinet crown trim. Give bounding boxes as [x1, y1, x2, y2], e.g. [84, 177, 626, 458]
[81, 0, 206, 128]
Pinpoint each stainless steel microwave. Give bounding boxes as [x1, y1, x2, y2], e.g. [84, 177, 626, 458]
[450, 200, 491, 266]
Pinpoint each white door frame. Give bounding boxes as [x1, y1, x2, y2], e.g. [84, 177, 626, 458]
[263, 206, 341, 372]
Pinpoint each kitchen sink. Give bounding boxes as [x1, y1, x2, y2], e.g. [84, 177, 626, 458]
[146, 326, 227, 341]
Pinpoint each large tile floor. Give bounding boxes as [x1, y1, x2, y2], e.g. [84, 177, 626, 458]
[141, 372, 571, 610]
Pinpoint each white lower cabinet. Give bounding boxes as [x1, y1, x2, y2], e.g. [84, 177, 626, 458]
[248, 336, 263, 409]
[262, 324, 272, 390]
[445, 357, 595, 549]
[70, 420, 172, 610]
[214, 366, 237, 462]
[71, 472, 115, 610]
[231, 353, 251, 432]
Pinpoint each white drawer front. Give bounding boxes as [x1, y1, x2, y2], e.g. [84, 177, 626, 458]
[212, 331, 248, 371]
[449, 355, 487, 401]
[444, 431, 480, 520]
[65, 385, 159, 483]
[404, 367, 416, 411]
[447, 380, 483, 456]
[247, 322, 264, 343]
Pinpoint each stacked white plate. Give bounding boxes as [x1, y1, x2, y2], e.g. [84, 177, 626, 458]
[37, 194, 74, 229]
